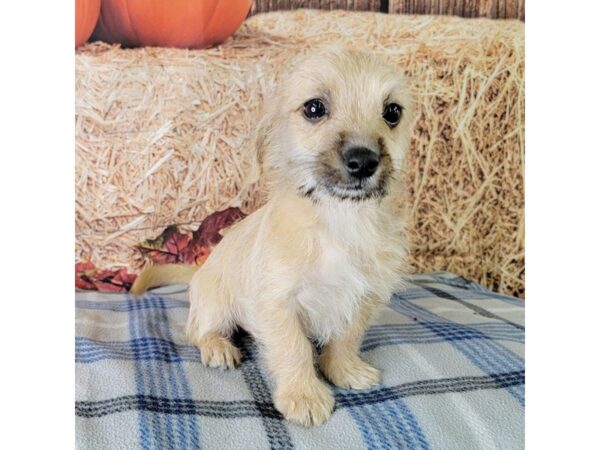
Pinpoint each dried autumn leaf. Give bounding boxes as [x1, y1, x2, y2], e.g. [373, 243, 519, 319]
[76, 274, 97, 291]
[76, 261, 95, 272]
[164, 229, 191, 255]
[191, 207, 246, 247]
[94, 281, 127, 292]
[75, 207, 246, 292]
[75, 260, 138, 292]
[136, 247, 180, 265]
[136, 207, 246, 268]
[181, 242, 211, 265]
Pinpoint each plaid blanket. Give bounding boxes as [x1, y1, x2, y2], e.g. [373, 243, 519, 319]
[75, 272, 524, 449]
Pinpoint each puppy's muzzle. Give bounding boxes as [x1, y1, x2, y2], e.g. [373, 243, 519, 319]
[342, 147, 380, 179]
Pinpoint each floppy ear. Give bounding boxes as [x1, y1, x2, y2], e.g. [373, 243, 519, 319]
[254, 111, 271, 173]
[247, 95, 279, 185]
[231, 96, 278, 206]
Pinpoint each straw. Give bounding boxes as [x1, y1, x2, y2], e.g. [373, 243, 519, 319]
[75, 10, 524, 297]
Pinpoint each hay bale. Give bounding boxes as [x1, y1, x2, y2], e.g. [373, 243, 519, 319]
[75, 10, 524, 297]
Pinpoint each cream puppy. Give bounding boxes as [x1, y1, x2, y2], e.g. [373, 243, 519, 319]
[131, 49, 415, 426]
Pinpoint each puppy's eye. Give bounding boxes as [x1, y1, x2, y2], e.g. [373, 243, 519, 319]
[383, 103, 403, 128]
[303, 99, 327, 121]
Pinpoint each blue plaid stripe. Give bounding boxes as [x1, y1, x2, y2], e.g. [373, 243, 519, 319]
[390, 293, 525, 406]
[76, 370, 525, 418]
[361, 322, 523, 351]
[76, 321, 523, 364]
[128, 297, 200, 449]
[129, 294, 153, 449]
[399, 273, 524, 307]
[77, 296, 188, 311]
[344, 393, 430, 450]
[396, 286, 523, 307]
[76, 337, 200, 363]
[156, 297, 200, 449]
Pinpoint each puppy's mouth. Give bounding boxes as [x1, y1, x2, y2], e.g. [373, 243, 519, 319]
[302, 167, 392, 202]
[322, 173, 390, 201]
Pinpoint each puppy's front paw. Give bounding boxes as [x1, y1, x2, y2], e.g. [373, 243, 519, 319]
[196, 335, 241, 370]
[320, 354, 381, 390]
[274, 381, 335, 427]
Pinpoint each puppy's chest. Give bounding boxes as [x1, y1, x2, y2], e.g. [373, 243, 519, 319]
[294, 236, 384, 343]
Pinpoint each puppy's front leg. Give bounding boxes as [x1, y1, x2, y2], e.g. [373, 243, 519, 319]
[257, 302, 335, 427]
[319, 300, 382, 390]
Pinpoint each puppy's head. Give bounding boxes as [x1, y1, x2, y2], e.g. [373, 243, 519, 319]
[256, 49, 415, 201]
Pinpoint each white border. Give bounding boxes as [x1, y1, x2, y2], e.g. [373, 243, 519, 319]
[527, 0, 600, 448]
[1, 1, 74, 448]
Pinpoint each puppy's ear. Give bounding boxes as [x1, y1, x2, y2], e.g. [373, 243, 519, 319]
[255, 111, 271, 172]
[232, 97, 278, 206]
[248, 96, 279, 185]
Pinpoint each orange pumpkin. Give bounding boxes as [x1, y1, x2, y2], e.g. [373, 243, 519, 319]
[93, 0, 253, 49]
[75, 0, 101, 48]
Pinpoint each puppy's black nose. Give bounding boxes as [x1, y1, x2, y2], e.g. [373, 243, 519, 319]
[342, 147, 380, 179]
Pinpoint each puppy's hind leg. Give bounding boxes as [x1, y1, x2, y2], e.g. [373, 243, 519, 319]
[185, 272, 241, 370]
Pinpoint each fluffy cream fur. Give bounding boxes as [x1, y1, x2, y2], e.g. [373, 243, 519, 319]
[130, 49, 415, 426]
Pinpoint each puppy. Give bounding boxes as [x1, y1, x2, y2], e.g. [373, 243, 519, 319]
[131, 49, 415, 426]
